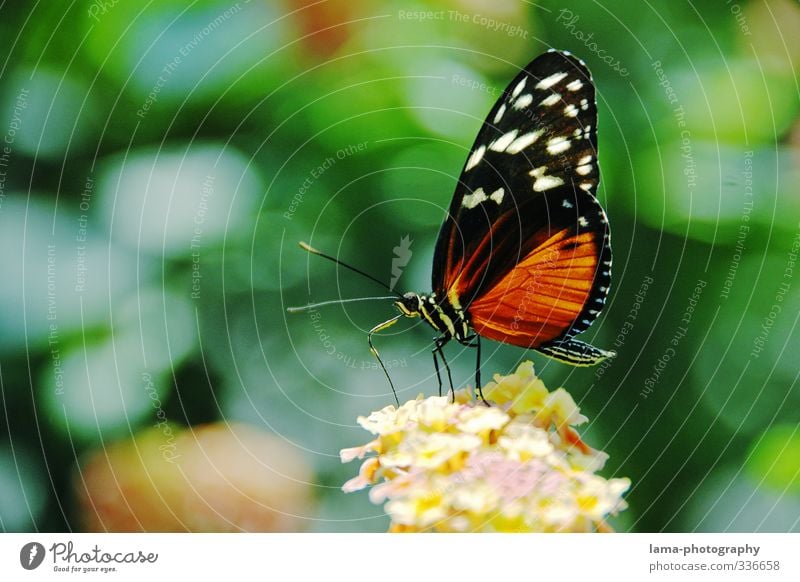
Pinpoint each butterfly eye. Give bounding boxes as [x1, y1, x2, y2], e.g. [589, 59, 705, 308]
[395, 292, 420, 317]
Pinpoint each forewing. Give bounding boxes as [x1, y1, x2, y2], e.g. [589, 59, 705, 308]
[432, 50, 600, 307]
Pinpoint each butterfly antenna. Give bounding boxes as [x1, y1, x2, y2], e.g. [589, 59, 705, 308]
[298, 241, 403, 298]
[287, 296, 398, 313]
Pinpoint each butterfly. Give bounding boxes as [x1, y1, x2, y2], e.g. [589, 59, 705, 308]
[293, 49, 614, 404]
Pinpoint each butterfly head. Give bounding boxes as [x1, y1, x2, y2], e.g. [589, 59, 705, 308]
[395, 292, 423, 318]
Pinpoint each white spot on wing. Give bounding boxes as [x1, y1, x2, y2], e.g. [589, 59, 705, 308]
[566, 79, 584, 91]
[505, 129, 543, 154]
[576, 164, 593, 175]
[489, 129, 519, 152]
[562, 199, 574, 209]
[493, 104, 506, 124]
[535, 71, 568, 90]
[578, 155, 592, 165]
[489, 187, 504, 204]
[579, 182, 593, 191]
[511, 78, 527, 98]
[578, 216, 589, 227]
[465, 145, 486, 171]
[546, 136, 571, 155]
[580, 98, 589, 110]
[461, 187, 488, 209]
[529, 166, 547, 178]
[540, 93, 561, 107]
[513, 93, 534, 110]
[533, 175, 564, 192]
[564, 104, 578, 117]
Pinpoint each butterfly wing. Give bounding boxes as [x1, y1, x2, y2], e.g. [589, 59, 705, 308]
[432, 50, 612, 357]
[465, 189, 611, 350]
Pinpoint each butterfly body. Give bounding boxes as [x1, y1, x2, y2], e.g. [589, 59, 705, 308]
[395, 49, 615, 373]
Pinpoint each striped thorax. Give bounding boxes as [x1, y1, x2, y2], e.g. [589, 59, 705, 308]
[395, 292, 470, 341]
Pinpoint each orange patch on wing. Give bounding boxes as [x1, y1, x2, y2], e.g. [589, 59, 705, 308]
[466, 229, 599, 348]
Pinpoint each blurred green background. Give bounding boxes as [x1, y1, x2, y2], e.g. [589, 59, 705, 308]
[0, 0, 798, 532]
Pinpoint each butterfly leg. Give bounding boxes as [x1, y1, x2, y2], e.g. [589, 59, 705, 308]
[432, 337, 455, 401]
[473, 335, 488, 406]
[461, 335, 488, 406]
[431, 346, 443, 397]
[368, 315, 403, 405]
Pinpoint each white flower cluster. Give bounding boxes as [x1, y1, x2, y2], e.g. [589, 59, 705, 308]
[341, 361, 630, 532]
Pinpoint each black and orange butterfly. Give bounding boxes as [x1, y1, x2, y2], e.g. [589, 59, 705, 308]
[292, 50, 614, 404]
